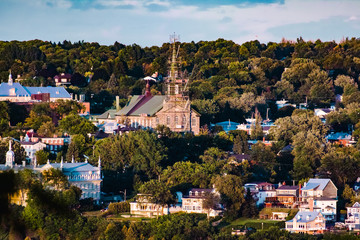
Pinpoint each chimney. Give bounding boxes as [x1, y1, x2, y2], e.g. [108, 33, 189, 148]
[116, 96, 120, 111]
[309, 198, 314, 212]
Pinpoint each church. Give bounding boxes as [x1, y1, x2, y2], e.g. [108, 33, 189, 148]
[0, 140, 102, 205]
[99, 36, 201, 135]
[0, 71, 71, 102]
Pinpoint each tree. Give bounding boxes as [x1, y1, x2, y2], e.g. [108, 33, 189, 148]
[35, 150, 49, 165]
[241, 188, 258, 218]
[319, 148, 360, 187]
[37, 121, 58, 137]
[42, 168, 69, 190]
[291, 130, 326, 180]
[55, 100, 85, 118]
[59, 114, 96, 136]
[139, 180, 175, 217]
[202, 192, 220, 218]
[212, 174, 245, 219]
[250, 110, 264, 140]
[24, 110, 52, 131]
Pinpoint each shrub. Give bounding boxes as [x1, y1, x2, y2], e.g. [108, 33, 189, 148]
[108, 202, 130, 214]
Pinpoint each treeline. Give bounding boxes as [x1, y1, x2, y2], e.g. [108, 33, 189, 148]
[1, 37, 360, 116]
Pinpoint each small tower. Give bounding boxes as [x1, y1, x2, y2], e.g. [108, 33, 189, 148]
[98, 156, 101, 168]
[71, 155, 75, 163]
[8, 70, 13, 85]
[5, 140, 15, 168]
[60, 156, 64, 168]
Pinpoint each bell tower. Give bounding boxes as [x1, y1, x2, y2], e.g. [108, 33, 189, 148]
[8, 70, 13, 85]
[5, 140, 15, 168]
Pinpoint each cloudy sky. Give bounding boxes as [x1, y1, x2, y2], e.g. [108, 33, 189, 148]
[0, 0, 359, 46]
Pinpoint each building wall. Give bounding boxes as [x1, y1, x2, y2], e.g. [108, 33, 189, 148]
[323, 182, 337, 199]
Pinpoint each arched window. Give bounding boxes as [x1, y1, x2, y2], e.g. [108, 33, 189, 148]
[175, 116, 178, 125]
[167, 116, 170, 125]
[182, 115, 186, 124]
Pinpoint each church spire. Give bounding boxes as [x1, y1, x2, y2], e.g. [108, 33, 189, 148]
[8, 70, 13, 85]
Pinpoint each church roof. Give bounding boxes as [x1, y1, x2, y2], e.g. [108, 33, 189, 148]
[116, 95, 166, 116]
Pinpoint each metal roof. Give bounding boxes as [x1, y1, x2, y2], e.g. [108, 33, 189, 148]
[287, 211, 323, 223]
[0, 82, 30, 96]
[115, 95, 166, 116]
[0, 83, 71, 98]
[302, 178, 332, 191]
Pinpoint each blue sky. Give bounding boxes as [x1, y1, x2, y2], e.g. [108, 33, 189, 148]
[0, 0, 359, 46]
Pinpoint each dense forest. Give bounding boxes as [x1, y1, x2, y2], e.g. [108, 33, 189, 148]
[1, 37, 360, 118]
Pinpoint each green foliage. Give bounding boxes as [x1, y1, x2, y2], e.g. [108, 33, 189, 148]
[107, 202, 130, 214]
[35, 150, 49, 165]
[59, 114, 97, 136]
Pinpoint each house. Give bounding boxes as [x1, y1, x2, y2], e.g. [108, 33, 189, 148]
[314, 108, 334, 119]
[272, 212, 288, 220]
[299, 178, 338, 221]
[326, 132, 353, 146]
[41, 136, 69, 154]
[54, 73, 72, 86]
[20, 141, 46, 164]
[244, 182, 276, 206]
[237, 120, 275, 136]
[345, 202, 360, 231]
[0, 71, 71, 102]
[130, 193, 182, 218]
[286, 211, 326, 234]
[265, 185, 299, 208]
[182, 188, 223, 217]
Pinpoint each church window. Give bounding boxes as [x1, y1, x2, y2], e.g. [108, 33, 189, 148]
[182, 116, 186, 124]
[175, 116, 178, 124]
[167, 116, 170, 125]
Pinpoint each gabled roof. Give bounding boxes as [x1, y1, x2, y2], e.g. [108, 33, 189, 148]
[97, 109, 117, 119]
[115, 95, 166, 116]
[287, 211, 323, 223]
[302, 178, 336, 191]
[350, 202, 360, 208]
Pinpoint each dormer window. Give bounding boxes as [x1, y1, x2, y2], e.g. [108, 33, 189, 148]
[195, 191, 199, 196]
[9, 88, 16, 96]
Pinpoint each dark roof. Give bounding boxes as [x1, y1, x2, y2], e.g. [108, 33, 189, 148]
[278, 185, 299, 190]
[232, 153, 251, 161]
[94, 130, 110, 139]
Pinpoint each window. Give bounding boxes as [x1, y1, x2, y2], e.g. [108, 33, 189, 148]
[182, 115, 186, 124]
[175, 116, 178, 124]
[167, 116, 170, 125]
[156, 117, 159, 124]
[192, 118, 196, 126]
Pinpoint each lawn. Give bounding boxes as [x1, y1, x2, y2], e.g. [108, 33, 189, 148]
[218, 217, 285, 230]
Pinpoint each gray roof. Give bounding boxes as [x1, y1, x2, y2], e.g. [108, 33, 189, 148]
[26, 86, 71, 98]
[278, 185, 299, 190]
[0, 83, 71, 98]
[97, 109, 117, 119]
[38, 162, 100, 173]
[0, 82, 30, 96]
[115, 95, 166, 116]
[302, 178, 332, 191]
[287, 211, 322, 223]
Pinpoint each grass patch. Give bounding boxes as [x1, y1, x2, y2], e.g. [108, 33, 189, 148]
[220, 217, 285, 231]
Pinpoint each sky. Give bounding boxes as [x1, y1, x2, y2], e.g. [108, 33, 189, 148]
[0, 0, 359, 47]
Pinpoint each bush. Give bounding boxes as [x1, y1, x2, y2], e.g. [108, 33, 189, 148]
[108, 202, 130, 214]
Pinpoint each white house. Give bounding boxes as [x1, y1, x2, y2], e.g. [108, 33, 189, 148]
[300, 178, 338, 221]
[20, 141, 46, 164]
[345, 202, 360, 231]
[286, 211, 326, 234]
[244, 182, 276, 206]
[182, 188, 223, 217]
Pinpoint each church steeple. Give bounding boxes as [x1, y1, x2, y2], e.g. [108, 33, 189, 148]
[5, 140, 15, 168]
[8, 70, 13, 85]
